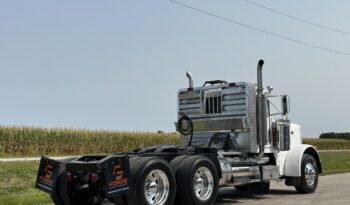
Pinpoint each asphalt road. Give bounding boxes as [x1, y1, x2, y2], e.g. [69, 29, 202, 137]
[216, 173, 350, 205]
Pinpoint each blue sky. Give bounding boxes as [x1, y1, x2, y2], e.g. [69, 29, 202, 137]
[0, 0, 350, 137]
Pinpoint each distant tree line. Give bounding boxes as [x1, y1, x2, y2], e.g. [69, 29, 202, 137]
[320, 132, 350, 140]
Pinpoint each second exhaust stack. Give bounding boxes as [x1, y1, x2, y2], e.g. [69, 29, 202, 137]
[256, 60, 268, 159]
[186, 71, 194, 89]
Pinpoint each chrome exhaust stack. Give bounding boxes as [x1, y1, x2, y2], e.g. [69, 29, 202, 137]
[186, 71, 194, 89]
[256, 60, 267, 160]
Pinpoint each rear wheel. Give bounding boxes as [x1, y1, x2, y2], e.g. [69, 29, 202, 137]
[295, 154, 318, 194]
[175, 156, 219, 205]
[50, 157, 77, 205]
[55, 172, 103, 205]
[51, 157, 104, 205]
[170, 155, 191, 173]
[126, 157, 176, 205]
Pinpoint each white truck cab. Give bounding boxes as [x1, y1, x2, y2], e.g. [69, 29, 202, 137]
[176, 60, 321, 194]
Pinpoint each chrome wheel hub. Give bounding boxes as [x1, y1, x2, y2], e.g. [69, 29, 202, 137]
[193, 167, 214, 201]
[305, 163, 317, 186]
[144, 169, 170, 205]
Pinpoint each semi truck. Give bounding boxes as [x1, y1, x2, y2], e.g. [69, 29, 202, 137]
[35, 60, 322, 205]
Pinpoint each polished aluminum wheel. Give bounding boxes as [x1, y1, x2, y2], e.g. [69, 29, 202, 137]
[305, 162, 317, 186]
[144, 169, 170, 205]
[193, 167, 214, 201]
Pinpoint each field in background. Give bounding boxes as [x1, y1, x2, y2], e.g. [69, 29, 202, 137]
[1, 126, 350, 157]
[319, 132, 350, 140]
[303, 138, 350, 150]
[0, 126, 179, 157]
[1, 151, 349, 205]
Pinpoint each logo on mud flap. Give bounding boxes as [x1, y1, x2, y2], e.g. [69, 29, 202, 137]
[39, 164, 54, 185]
[109, 165, 128, 188]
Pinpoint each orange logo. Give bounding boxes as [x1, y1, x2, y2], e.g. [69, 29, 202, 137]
[109, 164, 128, 188]
[113, 165, 124, 181]
[39, 164, 54, 185]
[44, 165, 53, 178]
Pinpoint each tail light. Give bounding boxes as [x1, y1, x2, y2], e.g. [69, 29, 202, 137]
[90, 173, 98, 183]
[66, 172, 72, 182]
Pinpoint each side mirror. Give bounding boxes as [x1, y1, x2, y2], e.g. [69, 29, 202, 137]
[281, 95, 290, 115]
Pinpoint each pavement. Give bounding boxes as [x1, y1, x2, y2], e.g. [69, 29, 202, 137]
[0, 156, 79, 162]
[216, 173, 350, 205]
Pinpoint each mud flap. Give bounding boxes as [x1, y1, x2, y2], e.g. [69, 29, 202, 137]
[104, 156, 131, 198]
[35, 157, 64, 194]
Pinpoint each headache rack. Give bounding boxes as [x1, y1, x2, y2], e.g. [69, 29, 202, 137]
[178, 82, 256, 121]
[177, 81, 259, 153]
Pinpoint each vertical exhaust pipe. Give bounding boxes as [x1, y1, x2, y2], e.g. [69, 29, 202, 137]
[186, 71, 194, 89]
[257, 60, 264, 94]
[256, 60, 267, 160]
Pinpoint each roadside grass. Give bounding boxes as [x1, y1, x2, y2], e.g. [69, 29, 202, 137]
[319, 151, 350, 175]
[0, 151, 349, 205]
[0, 161, 51, 205]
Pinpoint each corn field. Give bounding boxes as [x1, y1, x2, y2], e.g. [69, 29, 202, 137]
[1, 126, 349, 157]
[303, 138, 350, 150]
[0, 126, 180, 156]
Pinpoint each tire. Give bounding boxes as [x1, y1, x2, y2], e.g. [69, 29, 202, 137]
[295, 154, 319, 194]
[175, 155, 219, 205]
[113, 196, 128, 205]
[56, 172, 100, 205]
[170, 155, 191, 173]
[126, 157, 176, 205]
[235, 182, 270, 194]
[52, 157, 104, 205]
[50, 157, 77, 205]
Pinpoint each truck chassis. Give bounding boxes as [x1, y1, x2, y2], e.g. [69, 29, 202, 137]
[37, 146, 224, 205]
[36, 60, 322, 205]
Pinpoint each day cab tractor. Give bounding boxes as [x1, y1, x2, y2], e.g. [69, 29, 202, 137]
[36, 60, 322, 205]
